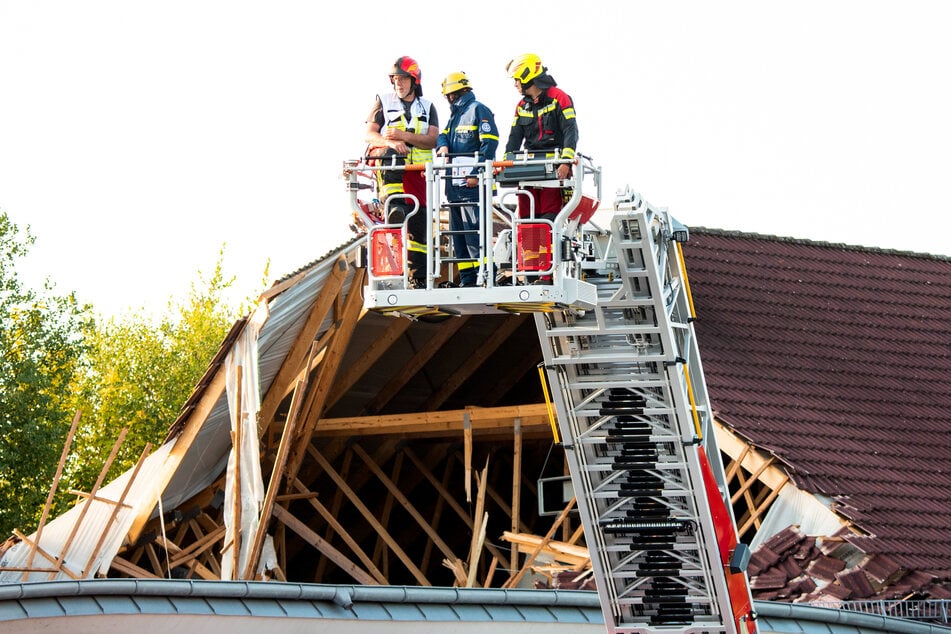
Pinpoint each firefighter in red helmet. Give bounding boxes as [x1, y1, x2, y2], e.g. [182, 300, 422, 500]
[365, 56, 439, 289]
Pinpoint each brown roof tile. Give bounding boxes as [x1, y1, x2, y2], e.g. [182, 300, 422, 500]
[683, 229, 951, 578]
[748, 546, 780, 575]
[751, 569, 791, 590]
[836, 568, 877, 598]
[861, 553, 904, 584]
[806, 555, 847, 581]
[760, 525, 805, 556]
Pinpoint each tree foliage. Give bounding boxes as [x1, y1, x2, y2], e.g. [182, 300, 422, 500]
[0, 208, 262, 538]
[0, 211, 93, 537]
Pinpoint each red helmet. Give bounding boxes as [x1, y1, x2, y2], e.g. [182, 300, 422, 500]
[390, 56, 421, 82]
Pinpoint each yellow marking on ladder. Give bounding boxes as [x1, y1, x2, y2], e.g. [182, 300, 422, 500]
[537, 365, 561, 444]
[682, 362, 703, 440]
[674, 240, 697, 320]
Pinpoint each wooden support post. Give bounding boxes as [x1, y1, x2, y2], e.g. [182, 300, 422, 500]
[403, 447, 511, 572]
[243, 340, 315, 580]
[465, 460, 489, 588]
[230, 364, 243, 580]
[85, 442, 152, 577]
[24, 410, 81, 579]
[511, 417, 522, 574]
[464, 412, 472, 502]
[49, 428, 128, 580]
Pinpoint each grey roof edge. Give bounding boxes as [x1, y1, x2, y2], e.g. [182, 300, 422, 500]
[1, 580, 949, 633]
[689, 225, 951, 260]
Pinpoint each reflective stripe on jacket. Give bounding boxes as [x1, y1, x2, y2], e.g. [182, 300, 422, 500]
[380, 92, 435, 165]
[503, 86, 578, 161]
[437, 91, 499, 202]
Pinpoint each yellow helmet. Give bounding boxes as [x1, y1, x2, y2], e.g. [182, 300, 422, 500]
[506, 53, 544, 83]
[441, 71, 472, 95]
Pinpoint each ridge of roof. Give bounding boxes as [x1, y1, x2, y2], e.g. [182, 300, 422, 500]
[689, 226, 950, 261]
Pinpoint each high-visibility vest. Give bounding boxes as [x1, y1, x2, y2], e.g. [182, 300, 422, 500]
[380, 92, 434, 165]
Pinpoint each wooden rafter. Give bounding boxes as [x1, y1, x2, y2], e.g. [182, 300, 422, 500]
[730, 454, 775, 505]
[84, 442, 152, 577]
[284, 268, 366, 486]
[258, 255, 349, 431]
[480, 345, 543, 407]
[371, 451, 402, 570]
[308, 446, 431, 586]
[503, 496, 577, 589]
[127, 364, 231, 544]
[315, 404, 552, 438]
[314, 448, 353, 582]
[271, 504, 378, 585]
[420, 449, 453, 573]
[738, 474, 789, 539]
[325, 316, 412, 410]
[289, 478, 388, 584]
[401, 446, 511, 572]
[24, 411, 81, 577]
[363, 316, 469, 414]
[351, 443, 458, 565]
[51, 428, 128, 579]
[421, 315, 528, 411]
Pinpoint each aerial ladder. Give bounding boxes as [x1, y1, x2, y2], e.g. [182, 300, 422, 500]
[344, 152, 758, 634]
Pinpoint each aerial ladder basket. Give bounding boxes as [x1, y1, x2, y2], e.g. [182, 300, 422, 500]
[344, 152, 601, 318]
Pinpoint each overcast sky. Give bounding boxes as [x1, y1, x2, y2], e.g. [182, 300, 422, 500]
[2, 1, 948, 318]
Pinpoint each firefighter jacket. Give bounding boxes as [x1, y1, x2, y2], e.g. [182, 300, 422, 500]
[378, 92, 436, 165]
[437, 90, 500, 202]
[503, 85, 578, 163]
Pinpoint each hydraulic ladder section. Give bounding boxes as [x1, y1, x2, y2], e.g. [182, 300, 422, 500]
[536, 188, 757, 634]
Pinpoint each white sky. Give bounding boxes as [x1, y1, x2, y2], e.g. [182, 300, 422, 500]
[2, 1, 949, 318]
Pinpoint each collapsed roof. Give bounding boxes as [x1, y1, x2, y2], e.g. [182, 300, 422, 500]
[2, 227, 948, 605]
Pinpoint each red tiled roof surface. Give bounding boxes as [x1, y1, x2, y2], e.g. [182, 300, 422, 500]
[682, 229, 951, 588]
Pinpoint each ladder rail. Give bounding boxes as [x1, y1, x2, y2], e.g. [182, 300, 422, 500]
[536, 190, 757, 634]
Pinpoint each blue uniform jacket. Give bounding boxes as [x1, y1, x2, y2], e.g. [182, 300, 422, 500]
[437, 90, 499, 202]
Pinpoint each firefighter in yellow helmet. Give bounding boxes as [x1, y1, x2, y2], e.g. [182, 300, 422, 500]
[503, 53, 579, 214]
[435, 71, 499, 287]
[502, 54, 579, 285]
[365, 56, 439, 289]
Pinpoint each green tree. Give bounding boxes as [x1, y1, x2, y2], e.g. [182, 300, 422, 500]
[65, 249, 256, 492]
[0, 211, 93, 537]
